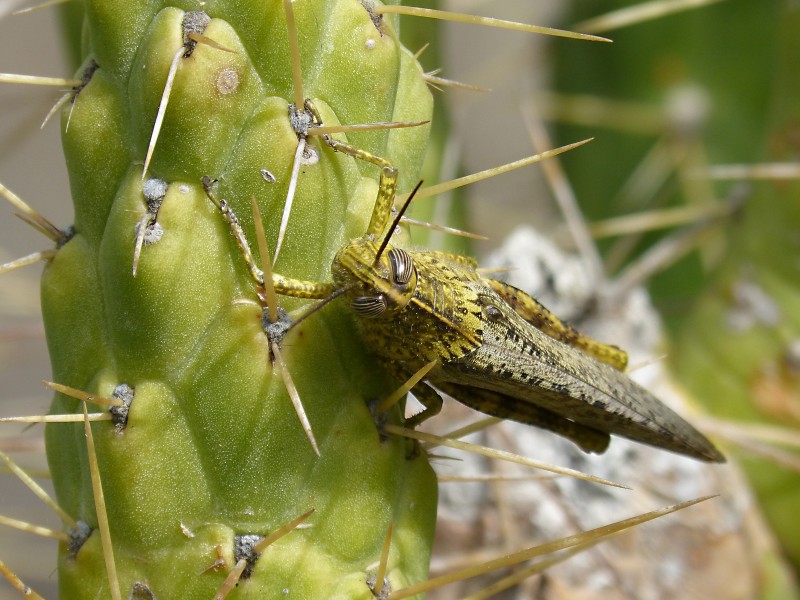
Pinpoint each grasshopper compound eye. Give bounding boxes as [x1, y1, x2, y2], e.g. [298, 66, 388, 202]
[388, 247, 415, 285]
[351, 294, 388, 318]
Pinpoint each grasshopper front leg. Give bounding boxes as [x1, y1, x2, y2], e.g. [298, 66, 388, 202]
[201, 176, 335, 301]
[322, 137, 399, 239]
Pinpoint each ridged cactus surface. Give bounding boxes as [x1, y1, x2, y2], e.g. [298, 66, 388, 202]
[43, 1, 436, 597]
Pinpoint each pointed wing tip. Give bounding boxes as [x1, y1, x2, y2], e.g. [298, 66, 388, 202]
[699, 444, 726, 464]
[666, 436, 726, 463]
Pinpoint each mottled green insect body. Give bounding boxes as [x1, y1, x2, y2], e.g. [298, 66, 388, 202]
[210, 134, 724, 463]
[331, 233, 725, 463]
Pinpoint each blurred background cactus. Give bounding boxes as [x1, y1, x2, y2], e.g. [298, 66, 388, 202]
[550, 0, 800, 576]
[1, 0, 799, 598]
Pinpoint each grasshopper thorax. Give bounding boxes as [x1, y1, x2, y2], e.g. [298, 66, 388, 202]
[332, 238, 417, 318]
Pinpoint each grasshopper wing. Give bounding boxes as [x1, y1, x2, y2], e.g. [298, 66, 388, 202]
[430, 286, 725, 462]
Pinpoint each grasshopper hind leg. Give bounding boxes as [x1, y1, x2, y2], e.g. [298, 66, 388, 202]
[486, 279, 629, 372]
[392, 374, 610, 456]
[435, 381, 611, 455]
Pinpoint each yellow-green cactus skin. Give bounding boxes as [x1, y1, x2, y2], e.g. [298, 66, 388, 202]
[43, 1, 436, 597]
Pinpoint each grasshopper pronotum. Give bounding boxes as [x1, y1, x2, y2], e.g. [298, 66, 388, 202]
[203, 115, 724, 464]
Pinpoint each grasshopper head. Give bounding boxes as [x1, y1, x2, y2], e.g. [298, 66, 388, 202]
[332, 238, 417, 318]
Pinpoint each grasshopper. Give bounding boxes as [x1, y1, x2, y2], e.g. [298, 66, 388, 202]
[204, 121, 724, 463]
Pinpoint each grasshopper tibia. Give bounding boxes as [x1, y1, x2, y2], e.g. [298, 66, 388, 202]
[201, 176, 334, 301]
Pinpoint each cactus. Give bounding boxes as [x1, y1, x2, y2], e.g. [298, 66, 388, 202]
[38, 1, 437, 597]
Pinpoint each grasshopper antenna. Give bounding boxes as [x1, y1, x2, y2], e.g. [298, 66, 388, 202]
[373, 179, 424, 266]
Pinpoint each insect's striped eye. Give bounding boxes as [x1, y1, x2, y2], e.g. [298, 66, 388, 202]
[388, 248, 414, 285]
[351, 295, 387, 318]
